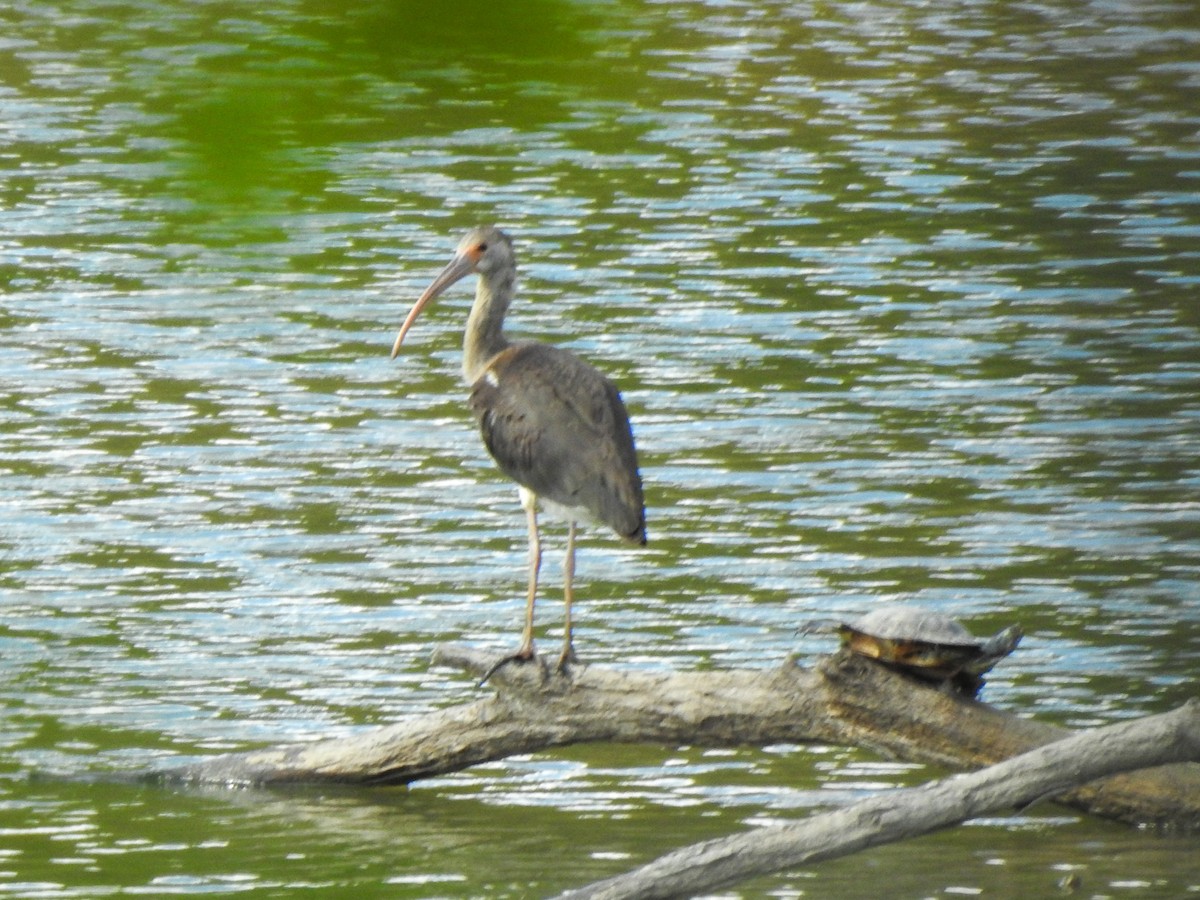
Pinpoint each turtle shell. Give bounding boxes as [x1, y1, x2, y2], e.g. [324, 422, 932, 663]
[836, 604, 1021, 692]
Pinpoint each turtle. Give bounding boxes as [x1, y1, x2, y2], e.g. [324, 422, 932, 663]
[805, 604, 1022, 696]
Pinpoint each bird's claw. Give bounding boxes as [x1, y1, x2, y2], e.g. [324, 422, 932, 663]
[554, 644, 579, 676]
[478, 648, 539, 687]
[477, 645, 579, 686]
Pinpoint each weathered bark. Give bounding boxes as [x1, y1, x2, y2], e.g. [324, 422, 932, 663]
[149, 645, 1200, 832]
[556, 699, 1200, 900]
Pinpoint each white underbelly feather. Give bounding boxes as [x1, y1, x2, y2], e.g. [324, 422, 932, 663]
[517, 485, 592, 525]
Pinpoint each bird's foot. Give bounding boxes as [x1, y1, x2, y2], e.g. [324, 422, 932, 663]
[478, 647, 538, 687]
[554, 643, 579, 676]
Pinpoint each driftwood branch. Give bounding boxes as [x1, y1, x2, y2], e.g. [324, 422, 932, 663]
[150, 645, 1200, 833]
[557, 699, 1200, 900]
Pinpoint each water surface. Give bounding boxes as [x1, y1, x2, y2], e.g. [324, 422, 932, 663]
[2, 0, 1198, 896]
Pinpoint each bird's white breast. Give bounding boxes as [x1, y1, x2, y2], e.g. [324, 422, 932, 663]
[518, 485, 592, 526]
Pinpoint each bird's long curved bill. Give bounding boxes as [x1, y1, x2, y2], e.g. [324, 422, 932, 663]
[390, 253, 475, 359]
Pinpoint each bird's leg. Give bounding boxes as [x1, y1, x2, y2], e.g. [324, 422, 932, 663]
[479, 490, 541, 686]
[518, 492, 541, 659]
[557, 520, 579, 673]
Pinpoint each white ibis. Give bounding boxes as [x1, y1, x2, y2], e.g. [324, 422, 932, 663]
[391, 226, 646, 678]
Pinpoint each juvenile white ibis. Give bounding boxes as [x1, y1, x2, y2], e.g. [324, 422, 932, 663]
[391, 226, 646, 677]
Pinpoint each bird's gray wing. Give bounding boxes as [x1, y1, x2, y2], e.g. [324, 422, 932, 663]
[469, 343, 645, 543]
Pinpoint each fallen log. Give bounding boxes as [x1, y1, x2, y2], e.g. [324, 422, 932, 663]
[149, 645, 1200, 832]
[556, 699, 1200, 900]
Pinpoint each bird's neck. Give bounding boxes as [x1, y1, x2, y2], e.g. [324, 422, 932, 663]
[462, 269, 515, 384]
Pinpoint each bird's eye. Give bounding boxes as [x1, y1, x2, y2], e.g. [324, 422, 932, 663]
[477, 242, 488, 253]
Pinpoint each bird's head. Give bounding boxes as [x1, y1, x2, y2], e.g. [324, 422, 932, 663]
[391, 225, 513, 359]
[455, 225, 513, 278]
